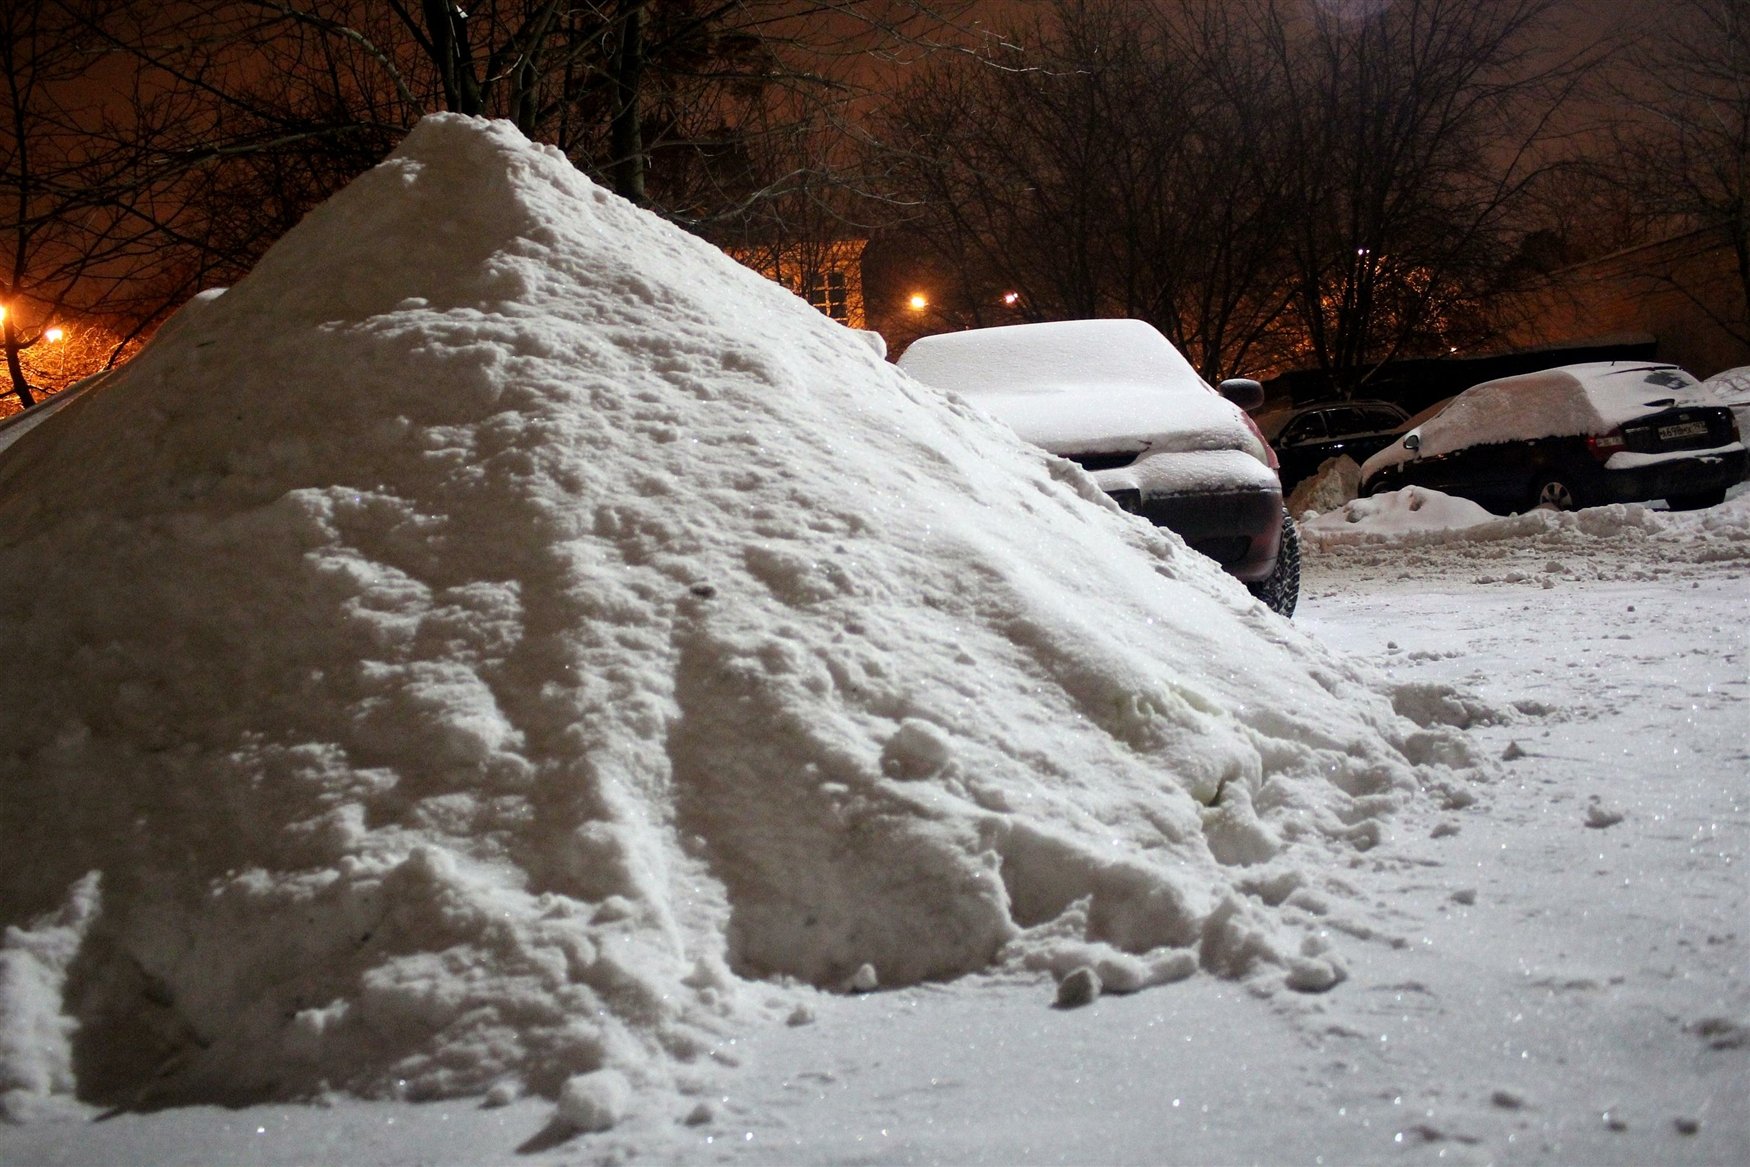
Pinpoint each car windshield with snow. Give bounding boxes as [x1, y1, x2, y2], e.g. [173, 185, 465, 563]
[898, 318, 1298, 615]
[1359, 362, 1746, 513]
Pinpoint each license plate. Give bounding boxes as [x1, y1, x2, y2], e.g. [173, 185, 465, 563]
[1658, 420, 1707, 441]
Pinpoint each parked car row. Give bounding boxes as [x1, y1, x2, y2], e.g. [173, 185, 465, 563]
[895, 316, 1746, 625]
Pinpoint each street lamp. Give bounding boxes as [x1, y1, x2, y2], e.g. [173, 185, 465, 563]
[908, 292, 928, 312]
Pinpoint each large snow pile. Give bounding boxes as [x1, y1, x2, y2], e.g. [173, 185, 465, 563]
[0, 116, 1480, 1121]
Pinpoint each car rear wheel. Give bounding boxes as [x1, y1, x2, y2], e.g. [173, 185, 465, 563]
[1532, 474, 1580, 512]
[1666, 487, 1727, 511]
[1246, 510, 1299, 617]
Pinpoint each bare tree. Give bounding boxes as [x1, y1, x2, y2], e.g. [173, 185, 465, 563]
[876, 0, 1301, 379]
[1604, 0, 1750, 348]
[879, 0, 1594, 388]
[143, 2, 967, 215]
[0, 1, 210, 413]
[1263, 0, 1591, 393]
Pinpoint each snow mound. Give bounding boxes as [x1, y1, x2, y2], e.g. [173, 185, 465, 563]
[1304, 486, 1496, 543]
[0, 116, 1479, 1117]
[1305, 486, 1750, 557]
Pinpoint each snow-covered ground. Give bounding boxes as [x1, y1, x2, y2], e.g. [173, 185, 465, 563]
[4, 494, 1745, 1166]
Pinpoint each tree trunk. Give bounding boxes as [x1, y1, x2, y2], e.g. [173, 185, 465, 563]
[608, 0, 647, 204]
[4, 315, 36, 410]
[422, 0, 482, 115]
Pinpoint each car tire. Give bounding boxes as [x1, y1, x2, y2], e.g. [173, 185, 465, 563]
[1531, 474, 1580, 512]
[1247, 510, 1300, 617]
[1666, 487, 1727, 511]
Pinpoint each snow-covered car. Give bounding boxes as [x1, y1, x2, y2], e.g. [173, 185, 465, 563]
[1360, 362, 1745, 512]
[1695, 366, 1750, 477]
[1265, 399, 1410, 491]
[898, 318, 1298, 615]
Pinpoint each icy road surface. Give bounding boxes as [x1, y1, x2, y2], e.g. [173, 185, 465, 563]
[3, 506, 1746, 1166]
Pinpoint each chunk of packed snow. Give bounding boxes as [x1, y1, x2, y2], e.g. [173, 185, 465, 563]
[1286, 455, 1362, 519]
[0, 115, 1481, 1117]
[556, 1069, 631, 1132]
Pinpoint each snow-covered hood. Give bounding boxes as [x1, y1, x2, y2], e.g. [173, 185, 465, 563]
[898, 319, 1264, 459]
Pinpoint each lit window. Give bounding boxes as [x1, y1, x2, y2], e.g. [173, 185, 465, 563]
[805, 271, 849, 321]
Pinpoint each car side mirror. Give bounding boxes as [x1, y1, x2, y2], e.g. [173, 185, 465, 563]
[1403, 433, 1421, 452]
[1217, 378, 1264, 411]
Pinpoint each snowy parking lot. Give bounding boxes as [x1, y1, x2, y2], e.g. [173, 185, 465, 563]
[696, 503, 1750, 1166]
[5, 496, 1745, 1166]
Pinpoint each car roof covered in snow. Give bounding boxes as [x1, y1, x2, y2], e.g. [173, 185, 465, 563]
[899, 318, 1210, 399]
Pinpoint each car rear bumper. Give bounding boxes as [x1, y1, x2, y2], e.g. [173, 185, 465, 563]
[1596, 447, 1747, 502]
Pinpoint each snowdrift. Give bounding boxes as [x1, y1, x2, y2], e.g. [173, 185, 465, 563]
[0, 116, 1480, 1118]
[1305, 485, 1750, 555]
[1303, 485, 1496, 540]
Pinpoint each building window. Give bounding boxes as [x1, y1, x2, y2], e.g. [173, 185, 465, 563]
[805, 270, 849, 321]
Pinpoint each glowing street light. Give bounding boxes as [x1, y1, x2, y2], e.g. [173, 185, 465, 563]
[44, 326, 64, 343]
[1001, 291, 1020, 307]
[908, 292, 928, 311]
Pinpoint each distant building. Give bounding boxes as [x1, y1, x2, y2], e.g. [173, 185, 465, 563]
[1498, 223, 1750, 379]
[726, 239, 868, 330]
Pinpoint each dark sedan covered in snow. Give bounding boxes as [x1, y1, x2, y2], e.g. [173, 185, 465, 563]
[1360, 362, 1744, 512]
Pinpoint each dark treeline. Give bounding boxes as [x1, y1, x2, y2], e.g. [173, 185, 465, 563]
[877, 0, 1598, 384]
[3, 0, 1747, 411]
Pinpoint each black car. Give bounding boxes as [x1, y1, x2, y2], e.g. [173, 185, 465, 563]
[1266, 400, 1410, 491]
[1360, 363, 1745, 512]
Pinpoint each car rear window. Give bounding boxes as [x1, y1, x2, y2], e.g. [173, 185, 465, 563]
[1281, 413, 1327, 442]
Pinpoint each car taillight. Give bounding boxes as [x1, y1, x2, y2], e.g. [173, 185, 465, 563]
[1586, 431, 1627, 461]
